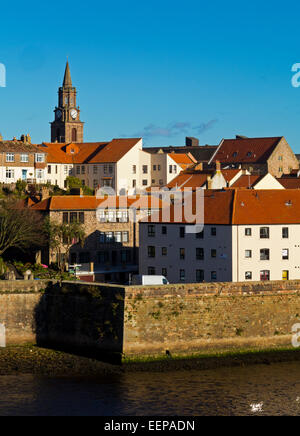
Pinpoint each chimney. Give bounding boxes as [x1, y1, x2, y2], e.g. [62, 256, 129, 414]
[216, 160, 221, 172]
[207, 175, 213, 189]
[20, 134, 25, 143]
[0, 133, 3, 142]
[236, 135, 248, 139]
[186, 137, 199, 147]
[40, 186, 50, 201]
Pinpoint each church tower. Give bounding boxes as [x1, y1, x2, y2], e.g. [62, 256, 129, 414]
[51, 61, 84, 143]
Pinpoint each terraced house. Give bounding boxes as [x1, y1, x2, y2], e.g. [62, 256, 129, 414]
[31, 194, 165, 283]
[0, 136, 47, 184]
[139, 189, 300, 283]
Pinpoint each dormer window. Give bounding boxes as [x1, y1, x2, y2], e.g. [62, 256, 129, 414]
[232, 152, 238, 158]
[247, 151, 252, 157]
[35, 154, 45, 163]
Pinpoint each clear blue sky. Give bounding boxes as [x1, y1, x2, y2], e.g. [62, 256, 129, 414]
[1, 0, 300, 150]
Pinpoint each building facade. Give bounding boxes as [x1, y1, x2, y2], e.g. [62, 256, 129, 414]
[139, 189, 300, 283]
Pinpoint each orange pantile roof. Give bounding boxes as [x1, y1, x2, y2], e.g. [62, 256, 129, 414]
[30, 195, 167, 211]
[38, 138, 141, 164]
[277, 178, 300, 189]
[220, 169, 241, 183]
[232, 190, 300, 224]
[142, 189, 300, 225]
[211, 137, 283, 164]
[168, 153, 195, 169]
[166, 172, 209, 189]
[231, 174, 262, 188]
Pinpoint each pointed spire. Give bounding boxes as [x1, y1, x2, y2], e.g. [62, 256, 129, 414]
[63, 60, 72, 87]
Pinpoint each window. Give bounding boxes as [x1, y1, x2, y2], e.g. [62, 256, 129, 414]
[142, 180, 148, 186]
[211, 249, 217, 258]
[173, 165, 177, 174]
[55, 165, 58, 174]
[98, 251, 109, 264]
[64, 166, 68, 175]
[81, 166, 85, 175]
[260, 249, 270, 260]
[180, 269, 185, 282]
[162, 247, 167, 256]
[148, 267, 156, 275]
[20, 154, 29, 163]
[180, 248, 185, 260]
[132, 165, 136, 174]
[106, 232, 114, 243]
[148, 246, 155, 258]
[153, 165, 157, 171]
[36, 170, 43, 179]
[63, 213, 69, 224]
[162, 268, 167, 277]
[162, 226, 167, 235]
[132, 180, 136, 188]
[121, 250, 131, 263]
[260, 270, 270, 281]
[232, 152, 238, 157]
[260, 227, 269, 239]
[70, 212, 78, 223]
[103, 165, 108, 174]
[279, 167, 283, 173]
[115, 232, 122, 243]
[93, 166, 98, 174]
[122, 232, 129, 243]
[196, 248, 204, 260]
[245, 271, 252, 280]
[93, 180, 98, 188]
[159, 179, 163, 185]
[245, 250, 252, 259]
[35, 154, 45, 163]
[245, 228, 252, 236]
[148, 225, 155, 237]
[169, 165, 173, 174]
[282, 249, 289, 260]
[76, 166, 80, 175]
[196, 270, 204, 282]
[211, 271, 217, 281]
[282, 227, 289, 239]
[6, 153, 14, 162]
[211, 227, 217, 236]
[278, 155, 283, 161]
[246, 151, 252, 157]
[79, 252, 90, 264]
[196, 230, 204, 239]
[48, 165, 51, 174]
[6, 169, 14, 179]
[179, 227, 185, 238]
[152, 179, 155, 184]
[143, 165, 148, 174]
[282, 270, 289, 281]
[109, 165, 113, 174]
[158, 165, 161, 171]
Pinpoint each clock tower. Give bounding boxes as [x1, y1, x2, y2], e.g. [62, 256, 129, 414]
[51, 61, 84, 143]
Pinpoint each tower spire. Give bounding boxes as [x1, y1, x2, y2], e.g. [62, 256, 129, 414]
[63, 60, 72, 87]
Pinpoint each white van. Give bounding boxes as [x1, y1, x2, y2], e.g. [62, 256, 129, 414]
[131, 275, 169, 285]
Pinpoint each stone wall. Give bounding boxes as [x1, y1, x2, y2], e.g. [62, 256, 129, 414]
[1, 280, 300, 360]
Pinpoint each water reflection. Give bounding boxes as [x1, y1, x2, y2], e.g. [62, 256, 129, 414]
[0, 361, 300, 415]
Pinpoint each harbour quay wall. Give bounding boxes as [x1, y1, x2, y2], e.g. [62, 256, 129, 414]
[1, 280, 300, 359]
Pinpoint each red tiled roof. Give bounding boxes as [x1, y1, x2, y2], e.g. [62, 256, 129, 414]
[30, 195, 167, 211]
[166, 172, 209, 189]
[232, 190, 300, 224]
[142, 189, 300, 225]
[211, 137, 283, 164]
[38, 138, 141, 164]
[220, 169, 241, 183]
[168, 153, 195, 168]
[277, 178, 300, 189]
[231, 174, 262, 188]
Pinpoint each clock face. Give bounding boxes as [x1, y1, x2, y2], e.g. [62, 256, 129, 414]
[70, 109, 78, 120]
[56, 110, 62, 120]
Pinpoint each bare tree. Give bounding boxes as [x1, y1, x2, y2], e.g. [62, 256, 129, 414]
[0, 200, 46, 257]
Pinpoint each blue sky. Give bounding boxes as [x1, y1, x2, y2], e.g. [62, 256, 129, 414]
[1, 0, 300, 150]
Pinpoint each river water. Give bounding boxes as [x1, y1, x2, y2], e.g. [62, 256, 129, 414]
[0, 361, 300, 416]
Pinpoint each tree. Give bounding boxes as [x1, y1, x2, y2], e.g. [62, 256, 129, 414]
[0, 199, 46, 257]
[45, 219, 86, 274]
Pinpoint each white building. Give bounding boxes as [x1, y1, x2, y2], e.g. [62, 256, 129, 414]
[139, 189, 300, 283]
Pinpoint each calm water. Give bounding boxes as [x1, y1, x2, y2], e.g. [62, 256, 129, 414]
[1, 362, 300, 416]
